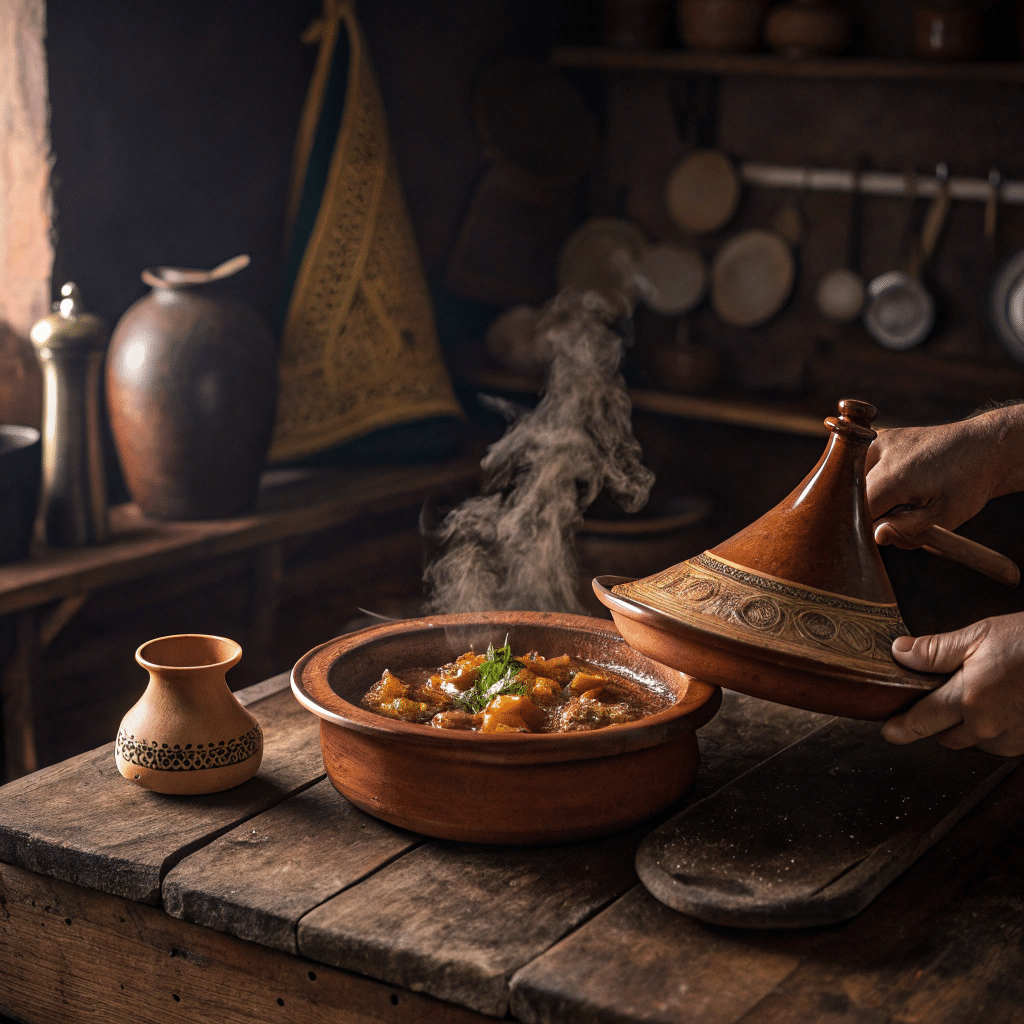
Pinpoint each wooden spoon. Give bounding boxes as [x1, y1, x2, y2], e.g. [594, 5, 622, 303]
[874, 519, 1020, 588]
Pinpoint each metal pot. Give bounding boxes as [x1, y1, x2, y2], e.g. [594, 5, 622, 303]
[863, 165, 949, 351]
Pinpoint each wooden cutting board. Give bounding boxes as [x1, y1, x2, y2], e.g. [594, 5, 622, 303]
[636, 715, 1020, 929]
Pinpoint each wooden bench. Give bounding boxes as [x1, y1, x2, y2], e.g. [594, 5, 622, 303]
[0, 672, 1021, 1023]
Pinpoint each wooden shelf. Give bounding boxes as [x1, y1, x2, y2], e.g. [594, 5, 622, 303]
[552, 46, 1024, 83]
[466, 367, 830, 436]
[0, 459, 480, 618]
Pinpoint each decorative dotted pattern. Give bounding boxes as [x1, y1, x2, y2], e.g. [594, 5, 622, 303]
[116, 725, 262, 772]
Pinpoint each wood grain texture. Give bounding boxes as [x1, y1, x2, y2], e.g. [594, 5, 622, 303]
[163, 777, 419, 953]
[509, 755, 1024, 1024]
[0, 861, 488, 1024]
[0, 685, 322, 904]
[297, 832, 641, 1018]
[511, 885, 806, 1024]
[295, 691, 827, 1018]
[689, 689, 830, 798]
[736, 768, 1024, 1024]
[552, 46, 1024, 83]
[636, 718, 1020, 927]
[0, 459, 477, 616]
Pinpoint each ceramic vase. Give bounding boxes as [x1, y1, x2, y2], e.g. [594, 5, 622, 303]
[601, 0, 672, 48]
[106, 255, 278, 521]
[913, 4, 982, 61]
[764, 0, 852, 57]
[115, 634, 263, 795]
[677, 0, 767, 52]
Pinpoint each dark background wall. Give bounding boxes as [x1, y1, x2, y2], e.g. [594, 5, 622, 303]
[45, 0, 589, 331]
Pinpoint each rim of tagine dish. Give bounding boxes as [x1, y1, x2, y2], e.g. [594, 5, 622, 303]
[593, 574, 942, 721]
[291, 611, 721, 844]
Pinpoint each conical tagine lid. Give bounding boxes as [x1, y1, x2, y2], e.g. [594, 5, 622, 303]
[594, 400, 943, 720]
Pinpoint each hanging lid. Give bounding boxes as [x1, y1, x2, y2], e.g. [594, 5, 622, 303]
[593, 399, 944, 720]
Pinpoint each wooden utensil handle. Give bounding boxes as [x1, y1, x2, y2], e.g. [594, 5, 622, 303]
[883, 524, 1021, 587]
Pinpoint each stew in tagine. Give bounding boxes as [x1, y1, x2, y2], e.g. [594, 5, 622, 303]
[360, 640, 672, 733]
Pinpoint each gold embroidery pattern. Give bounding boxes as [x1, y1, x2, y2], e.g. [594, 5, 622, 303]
[614, 554, 910, 669]
[269, 3, 461, 462]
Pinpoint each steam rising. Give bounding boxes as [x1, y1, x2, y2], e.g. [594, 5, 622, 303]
[424, 289, 654, 614]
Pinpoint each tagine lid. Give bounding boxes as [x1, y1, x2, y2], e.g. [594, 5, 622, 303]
[599, 400, 943, 713]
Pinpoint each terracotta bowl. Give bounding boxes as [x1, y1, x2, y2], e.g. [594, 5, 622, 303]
[291, 612, 721, 844]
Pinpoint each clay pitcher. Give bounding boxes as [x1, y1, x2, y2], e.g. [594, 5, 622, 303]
[115, 634, 263, 795]
[106, 255, 278, 520]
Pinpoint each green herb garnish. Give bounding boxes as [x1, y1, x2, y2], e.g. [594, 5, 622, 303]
[454, 638, 526, 713]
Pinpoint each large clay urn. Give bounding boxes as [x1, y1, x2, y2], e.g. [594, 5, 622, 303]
[595, 399, 943, 720]
[107, 255, 277, 520]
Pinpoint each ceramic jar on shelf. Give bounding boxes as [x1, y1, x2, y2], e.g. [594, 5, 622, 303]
[764, 0, 852, 57]
[106, 255, 278, 521]
[601, 0, 672, 48]
[912, 2, 982, 61]
[677, 0, 768, 52]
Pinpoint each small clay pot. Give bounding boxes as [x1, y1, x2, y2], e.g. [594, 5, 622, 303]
[115, 634, 263, 795]
[678, 0, 767, 52]
[764, 0, 852, 57]
[913, 4, 982, 61]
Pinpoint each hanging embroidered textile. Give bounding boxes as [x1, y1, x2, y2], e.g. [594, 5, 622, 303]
[269, 0, 462, 463]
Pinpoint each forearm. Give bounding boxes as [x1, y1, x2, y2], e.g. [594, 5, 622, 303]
[981, 402, 1024, 499]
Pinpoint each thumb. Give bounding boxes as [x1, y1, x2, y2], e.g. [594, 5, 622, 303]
[891, 621, 991, 675]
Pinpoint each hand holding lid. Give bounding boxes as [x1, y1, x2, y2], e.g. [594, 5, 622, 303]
[595, 399, 942, 719]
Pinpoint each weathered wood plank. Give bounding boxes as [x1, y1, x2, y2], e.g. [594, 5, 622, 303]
[0, 861, 488, 1024]
[297, 831, 642, 1018]
[733, 768, 1024, 1024]
[294, 692, 829, 1019]
[508, 757, 1024, 1024]
[163, 777, 420, 953]
[234, 671, 291, 707]
[636, 718, 1020, 928]
[0, 685, 323, 905]
[686, 689, 830, 801]
[511, 885, 806, 1024]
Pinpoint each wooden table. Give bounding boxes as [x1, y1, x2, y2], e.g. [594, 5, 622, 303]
[0, 671, 1021, 1024]
[0, 458, 478, 781]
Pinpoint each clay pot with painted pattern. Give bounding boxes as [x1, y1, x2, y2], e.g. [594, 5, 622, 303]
[115, 634, 263, 795]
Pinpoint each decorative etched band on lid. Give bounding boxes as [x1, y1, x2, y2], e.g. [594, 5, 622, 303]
[613, 552, 910, 671]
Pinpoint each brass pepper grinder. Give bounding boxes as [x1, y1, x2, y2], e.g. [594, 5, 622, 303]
[29, 283, 109, 546]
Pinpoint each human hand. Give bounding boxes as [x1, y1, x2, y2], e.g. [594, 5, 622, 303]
[865, 405, 1024, 549]
[882, 612, 1024, 757]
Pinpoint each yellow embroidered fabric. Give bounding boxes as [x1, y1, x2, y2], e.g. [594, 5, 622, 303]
[268, 0, 462, 463]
